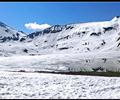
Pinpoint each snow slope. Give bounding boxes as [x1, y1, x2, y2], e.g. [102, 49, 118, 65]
[0, 52, 120, 72]
[0, 16, 120, 56]
[0, 17, 120, 72]
[0, 71, 120, 99]
[0, 21, 26, 42]
[25, 16, 120, 54]
[0, 17, 120, 99]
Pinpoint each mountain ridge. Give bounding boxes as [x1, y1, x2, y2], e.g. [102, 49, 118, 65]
[0, 16, 120, 56]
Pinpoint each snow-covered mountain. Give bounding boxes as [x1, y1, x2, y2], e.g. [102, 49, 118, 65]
[2, 17, 120, 99]
[23, 16, 120, 54]
[0, 21, 26, 42]
[1, 16, 120, 56]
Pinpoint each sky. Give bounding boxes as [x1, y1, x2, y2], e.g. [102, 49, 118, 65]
[0, 2, 120, 34]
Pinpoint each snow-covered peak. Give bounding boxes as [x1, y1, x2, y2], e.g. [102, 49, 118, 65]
[22, 16, 120, 55]
[27, 24, 74, 38]
[0, 21, 26, 42]
[1, 16, 120, 56]
[0, 21, 8, 28]
[111, 16, 120, 22]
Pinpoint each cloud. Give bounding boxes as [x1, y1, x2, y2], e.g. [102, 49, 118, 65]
[25, 22, 51, 31]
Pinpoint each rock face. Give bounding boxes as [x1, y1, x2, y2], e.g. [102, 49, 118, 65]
[1, 16, 120, 56]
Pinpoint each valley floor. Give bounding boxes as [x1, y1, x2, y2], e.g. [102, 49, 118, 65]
[0, 53, 120, 99]
[0, 71, 120, 99]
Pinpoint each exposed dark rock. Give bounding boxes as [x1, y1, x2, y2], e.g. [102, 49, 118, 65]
[82, 31, 86, 34]
[20, 37, 26, 42]
[28, 31, 42, 38]
[77, 32, 81, 35]
[96, 47, 100, 49]
[5, 29, 9, 32]
[92, 67, 104, 72]
[85, 42, 87, 45]
[28, 25, 71, 39]
[102, 58, 107, 63]
[0, 21, 7, 28]
[90, 32, 101, 36]
[116, 16, 120, 18]
[0, 37, 13, 42]
[23, 49, 28, 53]
[57, 35, 70, 41]
[101, 40, 106, 45]
[56, 44, 58, 47]
[117, 42, 120, 47]
[29, 54, 36, 56]
[18, 70, 26, 72]
[103, 27, 114, 33]
[59, 47, 69, 50]
[16, 33, 19, 37]
[43, 29, 51, 34]
[86, 59, 90, 63]
[117, 37, 120, 41]
[87, 48, 90, 51]
[44, 40, 47, 42]
[66, 26, 74, 30]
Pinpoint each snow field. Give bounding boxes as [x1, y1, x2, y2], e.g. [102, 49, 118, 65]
[0, 71, 120, 99]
